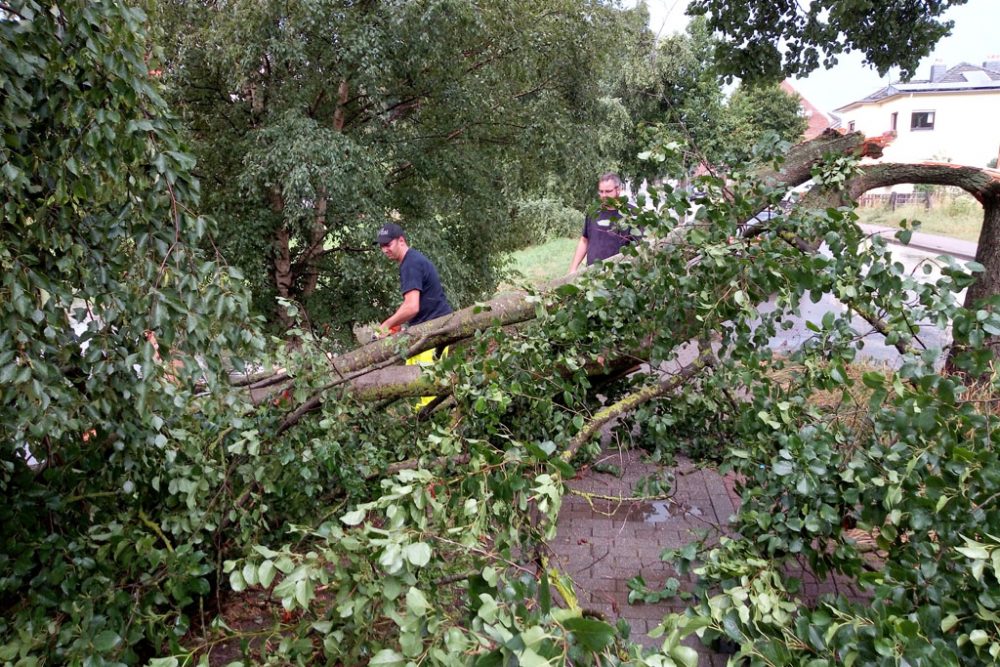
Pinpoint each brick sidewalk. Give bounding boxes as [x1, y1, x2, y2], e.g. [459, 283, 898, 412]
[548, 446, 868, 664]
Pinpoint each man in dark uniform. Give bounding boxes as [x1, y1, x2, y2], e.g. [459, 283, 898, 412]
[568, 172, 639, 273]
[375, 223, 452, 338]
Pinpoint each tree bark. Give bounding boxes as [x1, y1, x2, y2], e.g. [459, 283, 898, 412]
[847, 163, 1000, 312]
[300, 190, 328, 300]
[269, 185, 294, 330]
[965, 196, 1000, 310]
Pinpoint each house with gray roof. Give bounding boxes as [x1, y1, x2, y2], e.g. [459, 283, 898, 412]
[834, 59, 1000, 169]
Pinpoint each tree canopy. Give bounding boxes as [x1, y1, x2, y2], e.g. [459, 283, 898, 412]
[1, 0, 257, 661]
[608, 17, 808, 179]
[688, 0, 970, 81]
[155, 0, 638, 334]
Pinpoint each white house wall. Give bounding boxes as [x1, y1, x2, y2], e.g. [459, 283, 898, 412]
[841, 91, 1000, 168]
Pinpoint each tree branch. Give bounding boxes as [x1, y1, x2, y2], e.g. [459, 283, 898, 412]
[562, 351, 716, 462]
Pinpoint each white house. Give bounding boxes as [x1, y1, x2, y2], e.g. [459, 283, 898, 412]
[834, 60, 1000, 168]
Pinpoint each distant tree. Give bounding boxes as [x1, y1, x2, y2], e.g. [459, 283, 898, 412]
[609, 17, 808, 179]
[719, 82, 809, 165]
[688, 0, 969, 81]
[155, 0, 634, 335]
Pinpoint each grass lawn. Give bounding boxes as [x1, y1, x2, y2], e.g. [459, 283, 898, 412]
[854, 194, 983, 242]
[502, 237, 578, 289]
[504, 194, 983, 291]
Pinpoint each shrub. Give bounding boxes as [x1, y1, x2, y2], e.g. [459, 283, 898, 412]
[507, 197, 582, 250]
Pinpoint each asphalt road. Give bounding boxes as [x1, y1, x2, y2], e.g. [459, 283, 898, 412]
[765, 237, 973, 367]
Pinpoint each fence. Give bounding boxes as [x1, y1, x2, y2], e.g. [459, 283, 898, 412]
[857, 191, 932, 211]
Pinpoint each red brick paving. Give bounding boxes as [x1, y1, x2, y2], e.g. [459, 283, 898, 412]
[549, 446, 868, 664]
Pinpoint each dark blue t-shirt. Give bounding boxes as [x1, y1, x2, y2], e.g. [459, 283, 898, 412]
[399, 249, 453, 324]
[582, 207, 639, 265]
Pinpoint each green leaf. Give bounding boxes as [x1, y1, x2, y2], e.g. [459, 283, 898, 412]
[861, 371, 884, 388]
[670, 646, 699, 667]
[274, 555, 295, 574]
[406, 587, 429, 617]
[957, 545, 990, 560]
[477, 594, 498, 623]
[229, 569, 247, 593]
[517, 648, 552, 667]
[563, 617, 615, 652]
[474, 649, 503, 667]
[340, 509, 366, 526]
[258, 560, 276, 588]
[294, 577, 314, 608]
[369, 648, 406, 667]
[772, 461, 794, 476]
[92, 630, 121, 652]
[403, 542, 432, 567]
[253, 545, 280, 559]
[539, 568, 552, 614]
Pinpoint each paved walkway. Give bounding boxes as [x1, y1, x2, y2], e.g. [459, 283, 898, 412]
[544, 226, 967, 663]
[548, 446, 868, 664]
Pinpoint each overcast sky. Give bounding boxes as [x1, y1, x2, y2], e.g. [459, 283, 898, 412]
[632, 0, 1000, 114]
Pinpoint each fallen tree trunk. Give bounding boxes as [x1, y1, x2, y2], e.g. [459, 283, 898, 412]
[268, 131, 1000, 435]
[254, 130, 875, 414]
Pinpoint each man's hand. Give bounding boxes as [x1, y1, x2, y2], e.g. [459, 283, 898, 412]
[374, 324, 402, 339]
[568, 236, 588, 274]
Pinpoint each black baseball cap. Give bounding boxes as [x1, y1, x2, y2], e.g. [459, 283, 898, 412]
[376, 223, 405, 245]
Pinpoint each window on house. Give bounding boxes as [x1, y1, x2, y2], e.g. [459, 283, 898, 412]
[891, 112, 898, 131]
[911, 111, 935, 131]
[848, 121, 856, 131]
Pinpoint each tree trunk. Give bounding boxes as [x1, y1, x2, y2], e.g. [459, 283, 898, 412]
[300, 191, 328, 300]
[269, 186, 295, 330]
[961, 194, 1000, 309]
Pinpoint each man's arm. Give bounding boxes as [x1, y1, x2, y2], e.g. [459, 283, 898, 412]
[379, 290, 420, 336]
[568, 236, 589, 274]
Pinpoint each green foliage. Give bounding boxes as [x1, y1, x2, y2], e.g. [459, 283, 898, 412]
[610, 18, 809, 178]
[507, 197, 582, 250]
[155, 0, 636, 334]
[0, 0, 265, 661]
[722, 84, 809, 165]
[5, 5, 1000, 663]
[627, 575, 689, 605]
[688, 0, 968, 81]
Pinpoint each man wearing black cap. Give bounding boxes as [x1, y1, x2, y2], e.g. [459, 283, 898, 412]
[375, 223, 453, 338]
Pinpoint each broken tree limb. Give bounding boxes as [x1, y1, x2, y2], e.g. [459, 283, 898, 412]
[846, 163, 1000, 315]
[252, 131, 886, 433]
[562, 350, 717, 462]
[283, 130, 875, 385]
[801, 161, 1000, 365]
